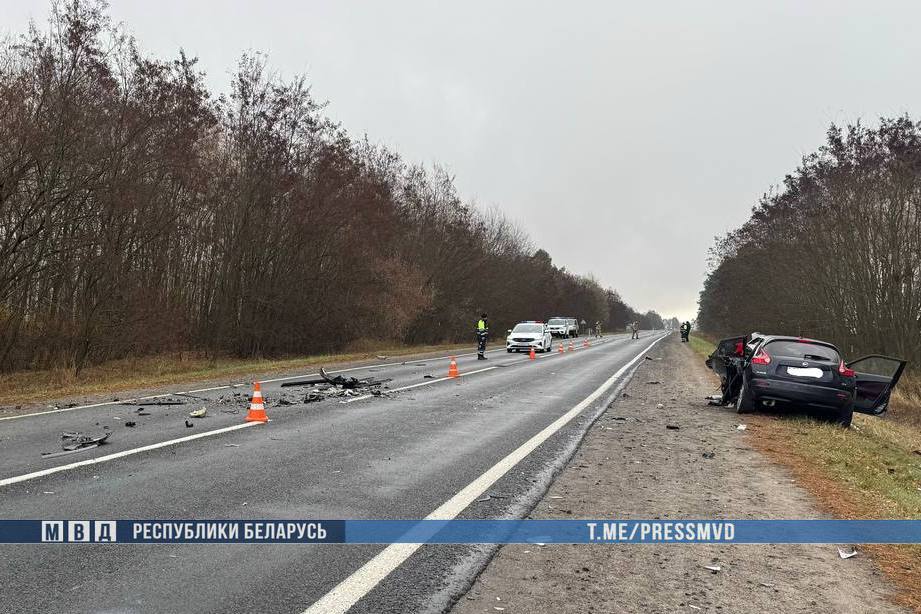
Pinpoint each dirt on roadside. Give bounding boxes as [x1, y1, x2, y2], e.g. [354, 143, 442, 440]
[451, 335, 908, 614]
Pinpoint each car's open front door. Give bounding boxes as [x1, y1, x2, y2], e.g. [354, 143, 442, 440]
[705, 336, 747, 373]
[845, 355, 907, 416]
[705, 336, 748, 403]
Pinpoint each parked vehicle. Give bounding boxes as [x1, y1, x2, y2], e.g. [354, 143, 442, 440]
[705, 333, 906, 427]
[506, 321, 553, 353]
[567, 318, 579, 337]
[547, 317, 576, 338]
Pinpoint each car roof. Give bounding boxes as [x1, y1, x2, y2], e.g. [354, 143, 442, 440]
[756, 334, 840, 350]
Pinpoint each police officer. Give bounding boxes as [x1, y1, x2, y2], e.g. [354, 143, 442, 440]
[476, 313, 489, 360]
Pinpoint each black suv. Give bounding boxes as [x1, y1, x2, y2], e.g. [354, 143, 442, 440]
[705, 334, 906, 427]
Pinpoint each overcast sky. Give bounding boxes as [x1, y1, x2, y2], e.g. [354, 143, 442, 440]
[5, 1, 921, 320]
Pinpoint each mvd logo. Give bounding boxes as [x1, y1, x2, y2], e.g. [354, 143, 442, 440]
[41, 521, 117, 542]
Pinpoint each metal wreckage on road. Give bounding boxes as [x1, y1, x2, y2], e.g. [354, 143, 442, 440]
[280, 367, 392, 402]
[41, 432, 111, 458]
[38, 368, 391, 457]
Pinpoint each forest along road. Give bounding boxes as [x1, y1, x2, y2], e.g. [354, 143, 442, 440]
[0, 331, 666, 614]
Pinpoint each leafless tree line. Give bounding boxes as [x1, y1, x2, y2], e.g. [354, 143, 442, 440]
[0, 1, 662, 374]
[698, 116, 921, 362]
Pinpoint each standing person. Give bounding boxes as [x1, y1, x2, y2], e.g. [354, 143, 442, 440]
[631, 321, 639, 340]
[681, 321, 691, 342]
[476, 313, 489, 360]
[595, 320, 603, 338]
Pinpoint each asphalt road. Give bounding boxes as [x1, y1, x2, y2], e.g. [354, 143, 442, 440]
[0, 330, 667, 614]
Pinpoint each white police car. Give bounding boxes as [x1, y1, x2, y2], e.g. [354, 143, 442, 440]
[506, 321, 553, 353]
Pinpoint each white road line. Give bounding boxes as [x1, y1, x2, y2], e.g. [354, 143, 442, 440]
[301, 333, 668, 614]
[0, 347, 512, 422]
[0, 335, 627, 422]
[337, 335, 629, 403]
[0, 422, 262, 487]
[341, 366, 498, 404]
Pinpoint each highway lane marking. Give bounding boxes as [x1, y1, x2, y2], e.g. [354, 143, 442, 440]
[0, 334, 645, 488]
[0, 335, 627, 422]
[0, 346, 524, 422]
[338, 334, 626, 404]
[0, 422, 262, 487]
[301, 332, 668, 614]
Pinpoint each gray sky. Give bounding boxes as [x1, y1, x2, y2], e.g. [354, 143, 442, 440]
[6, 1, 921, 320]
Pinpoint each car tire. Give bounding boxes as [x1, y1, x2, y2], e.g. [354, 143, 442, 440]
[507, 349, 512, 353]
[735, 377, 754, 413]
[835, 400, 854, 428]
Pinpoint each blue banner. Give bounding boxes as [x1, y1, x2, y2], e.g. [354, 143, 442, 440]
[1, 520, 919, 544]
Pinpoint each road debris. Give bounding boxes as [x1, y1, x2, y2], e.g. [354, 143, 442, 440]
[135, 399, 186, 406]
[188, 407, 207, 418]
[702, 451, 716, 459]
[656, 403, 664, 409]
[838, 547, 858, 559]
[185, 420, 194, 428]
[666, 424, 680, 430]
[736, 424, 747, 431]
[124, 421, 136, 428]
[703, 564, 722, 573]
[42, 432, 110, 458]
[646, 380, 660, 385]
[376, 355, 388, 359]
[760, 582, 776, 588]
[285, 367, 393, 402]
[135, 408, 151, 415]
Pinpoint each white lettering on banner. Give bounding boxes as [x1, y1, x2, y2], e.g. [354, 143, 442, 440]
[589, 521, 736, 542]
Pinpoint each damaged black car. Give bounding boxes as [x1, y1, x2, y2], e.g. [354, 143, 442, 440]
[705, 334, 906, 427]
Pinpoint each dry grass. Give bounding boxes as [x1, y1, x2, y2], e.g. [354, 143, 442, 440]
[750, 414, 921, 612]
[688, 333, 921, 611]
[0, 341, 470, 407]
[891, 374, 921, 428]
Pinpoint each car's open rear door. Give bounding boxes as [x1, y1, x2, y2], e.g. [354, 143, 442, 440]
[845, 355, 907, 416]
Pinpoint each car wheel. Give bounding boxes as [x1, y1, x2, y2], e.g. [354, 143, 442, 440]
[835, 400, 854, 428]
[507, 349, 513, 353]
[735, 377, 754, 413]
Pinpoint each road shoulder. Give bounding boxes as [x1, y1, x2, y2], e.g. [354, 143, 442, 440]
[451, 335, 907, 614]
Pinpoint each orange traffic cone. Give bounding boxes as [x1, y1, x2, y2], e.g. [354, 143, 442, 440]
[245, 381, 269, 423]
[569, 340, 575, 352]
[529, 347, 536, 360]
[583, 339, 589, 349]
[448, 357, 459, 378]
[558, 342, 564, 354]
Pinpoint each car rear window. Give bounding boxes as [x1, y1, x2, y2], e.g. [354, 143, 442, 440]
[764, 340, 839, 362]
[513, 324, 543, 333]
[547, 319, 565, 325]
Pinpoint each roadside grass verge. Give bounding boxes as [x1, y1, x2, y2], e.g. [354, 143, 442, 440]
[0, 341, 470, 408]
[891, 374, 921, 428]
[687, 333, 716, 360]
[687, 332, 921, 610]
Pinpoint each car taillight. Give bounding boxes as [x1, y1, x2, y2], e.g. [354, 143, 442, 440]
[751, 348, 771, 365]
[839, 361, 855, 377]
